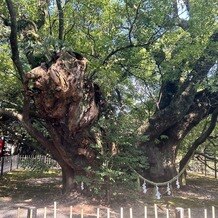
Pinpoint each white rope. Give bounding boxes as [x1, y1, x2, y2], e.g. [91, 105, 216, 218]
[129, 160, 188, 186]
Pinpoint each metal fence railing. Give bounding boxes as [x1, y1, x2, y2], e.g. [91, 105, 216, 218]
[0, 155, 19, 175]
[0, 155, 60, 175]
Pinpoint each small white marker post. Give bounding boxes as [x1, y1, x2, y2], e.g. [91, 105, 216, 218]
[81, 208, 84, 218]
[97, 208, 100, 218]
[175, 207, 184, 218]
[54, 202, 57, 218]
[154, 204, 158, 218]
[212, 206, 215, 218]
[166, 208, 169, 218]
[204, 209, 207, 218]
[130, 208, 133, 218]
[17, 207, 21, 218]
[30, 208, 33, 218]
[120, 207, 123, 218]
[70, 206, 73, 218]
[43, 207, 47, 218]
[188, 208, 191, 218]
[107, 208, 110, 218]
[144, 206, 147, 218]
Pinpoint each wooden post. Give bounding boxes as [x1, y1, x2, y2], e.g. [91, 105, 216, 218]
[175, 207, 184, 218]
[70, 206, 73, 218]
[130, 208, 133, 218]
[97, 208, 100, 218]
[44, 207, 47, 218]
[27, 207, 37, 218]
[54, 201, 57, 218]
[81, 208, 84, 218]
[107, 208, 110, 218]
[166, 209, 169, 218]
[204, 209, 207, 218]
[154, 204, 158, 218]
[144, 206, 147, 218]
[120, 207, 123, 218]
[212, 206, 215, 218]
[188, 208, 191, 218]
[17, 207, 21, 218]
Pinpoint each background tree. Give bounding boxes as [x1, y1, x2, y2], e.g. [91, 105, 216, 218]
[0, 0, 217, 194]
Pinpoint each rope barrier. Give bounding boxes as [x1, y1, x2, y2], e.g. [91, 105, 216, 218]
[128, 161, 190, 199]
[128, 153, 193, 187]
[129, 163, 187, 186]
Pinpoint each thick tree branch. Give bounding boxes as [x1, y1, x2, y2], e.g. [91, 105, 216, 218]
[0, 108, 59, 159]
[167, 90, 218, 143]
[142, 31, 218, 140]
[179, 106, 218, 172]
[0, 108, 45, 145]
[5, 0, 24, 82]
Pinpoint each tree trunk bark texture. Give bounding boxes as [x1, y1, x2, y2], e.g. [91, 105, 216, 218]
[142, 89, 218, 182]
[61, 164, 75, 194]
[143, 140, 178, 182]
[23, 51, 102, 193]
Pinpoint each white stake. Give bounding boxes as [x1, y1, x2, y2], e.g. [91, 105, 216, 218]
[54, 202, 57, 218]
[107, 208, 110, 218]
[120, 207, 123, 218]
[17, 207, 21, 218]
[70, 206, 72, 218]
[154, 204, 158, 218]
[212, 206, 215, 218]
[30, 209, 33, 218]
[97, 208, 100, 218]
[188, 208, 191, 218]
[81, 208, 84, 218]
[166, 209, 169, 218]
[44, 207, 47, 218]
[130, 208, 133, 218]
[144, 206, 147, 218]
[204, 209, 207, 218]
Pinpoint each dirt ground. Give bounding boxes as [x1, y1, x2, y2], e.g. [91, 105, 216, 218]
[0, 170, 217, 218]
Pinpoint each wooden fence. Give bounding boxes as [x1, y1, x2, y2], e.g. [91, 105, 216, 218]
[16, 203, 217, 218]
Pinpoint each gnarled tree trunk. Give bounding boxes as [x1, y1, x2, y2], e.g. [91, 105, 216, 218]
[142, 85, 218, 182]
[140, 31, 218, 182]
[143, 140, 178, 182]
[23, 51, 103, 193]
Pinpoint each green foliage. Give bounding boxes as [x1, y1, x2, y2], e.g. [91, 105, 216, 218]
[79, 109, 150, 196]
[75, 145, 148, 197]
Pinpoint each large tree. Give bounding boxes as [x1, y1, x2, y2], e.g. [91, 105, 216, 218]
[0, 0, 217, 193]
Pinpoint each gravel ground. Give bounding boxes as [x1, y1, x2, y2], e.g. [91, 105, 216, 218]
[0, 171, 217, 218]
